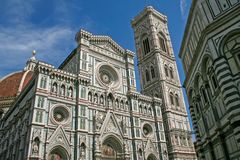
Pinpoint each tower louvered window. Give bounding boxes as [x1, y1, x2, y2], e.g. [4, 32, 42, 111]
[146, 70, 150, 82]
[143, 38, 150, 55]
[159, 36, 166, 52]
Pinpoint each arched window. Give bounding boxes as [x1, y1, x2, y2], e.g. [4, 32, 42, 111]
[151, 66, 155, 79]
[169, 67, 174, 79]
[40, 76, 47, 88]
[142, 37, 151, 55]
[201, 87, 208, 104]
[164, 65, 169, 77]
[223, 32, 240, 71]
[146, 69, 150, 82]
[159, 34, 167, 52]
[175, 94, 179, 106]
[169, 92, 174, 105]
[81, 87, 86, 99]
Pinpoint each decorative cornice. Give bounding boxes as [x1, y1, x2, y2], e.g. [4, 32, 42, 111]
[75, 29, 135, 55]
[180, 4, 240, 88]
[131, 6, 167, 27]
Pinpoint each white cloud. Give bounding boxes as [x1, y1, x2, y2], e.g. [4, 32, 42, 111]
[0, 0, 95, 78]
[180, 0, 187, 18]
[0, 25, 76, 77]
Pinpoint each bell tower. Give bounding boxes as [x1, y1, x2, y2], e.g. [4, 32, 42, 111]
[132, 6, 196, 159]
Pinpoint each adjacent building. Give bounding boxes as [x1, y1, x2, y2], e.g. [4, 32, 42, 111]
[179, 0, 240, 159]
[0, 7, 196, 160]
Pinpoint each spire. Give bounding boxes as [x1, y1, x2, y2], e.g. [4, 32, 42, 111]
[30, 50, 36, 60]
[24, 50, 37, 71]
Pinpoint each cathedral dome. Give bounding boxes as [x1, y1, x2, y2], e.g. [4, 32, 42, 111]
[0, 70, 33, 98]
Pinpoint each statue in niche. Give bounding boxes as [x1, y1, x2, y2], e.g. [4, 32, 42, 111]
[138, 148, 143, 160]
[100, 96, 104, 105]
[94, 94, 98, 103]
[32, 137, 40, 155]
[108, 97, 112, 108]
[88, 93, 92, 102]
[52, 83, 57, 93]
[68, 87, 73, 97]
[115, 100, 119, 108]
[80, 143, 86, 160]
[125, 101, 129, 110]
[163, 150, 168, 160]
[120, 101, 123, 109]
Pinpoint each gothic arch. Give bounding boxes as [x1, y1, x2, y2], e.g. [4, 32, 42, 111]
[158, 32, 167, 52]
[48, 145, 69, 160]
[147, 153, 158, 160]
[193, 73, 202, 92]
[219, 29, 240, 56]
[146, 69, 150, 82]
[101, 134, 124, 159]
[150, 66, 155, 79]
[187, 88, 195, 105]
[141, 33, 151, 55]
[219, 29, 240, 72]
[201, 55, 213, 81]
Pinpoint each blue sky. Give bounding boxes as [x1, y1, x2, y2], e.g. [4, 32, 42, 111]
[0, 0, 193, 129]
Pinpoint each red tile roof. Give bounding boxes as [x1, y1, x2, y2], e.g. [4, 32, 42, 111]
[0, 71, 33, 98]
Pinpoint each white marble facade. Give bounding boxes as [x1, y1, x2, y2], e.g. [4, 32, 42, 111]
[0, 7, 196, 160]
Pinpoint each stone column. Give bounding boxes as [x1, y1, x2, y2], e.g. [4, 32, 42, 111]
[94, 136, 101, 160]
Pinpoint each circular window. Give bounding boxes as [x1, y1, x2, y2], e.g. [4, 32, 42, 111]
[96, 63, 121, 89]
[52, 106, 70, 124]
[143, 123, 153, 137]
[100, 71, 111, 84]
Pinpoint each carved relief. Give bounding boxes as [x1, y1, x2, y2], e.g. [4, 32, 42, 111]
[95, 111, 106, 131]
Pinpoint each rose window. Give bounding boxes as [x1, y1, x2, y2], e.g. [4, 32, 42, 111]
[96, 63, 121, 89]
[143, 123, 153, 137]
[52, 106, 70, 124]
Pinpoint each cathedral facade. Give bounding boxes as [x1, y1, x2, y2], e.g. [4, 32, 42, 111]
[179, 0, 240, 159]
[0, 7, 196, 160]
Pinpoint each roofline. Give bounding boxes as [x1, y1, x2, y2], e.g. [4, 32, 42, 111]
[0, 71, 23, 83]
[58, 48, 77, 69]
[131, 6, 167, 27]
[178, 0, 197, 58]
[75, 29, 135, 55]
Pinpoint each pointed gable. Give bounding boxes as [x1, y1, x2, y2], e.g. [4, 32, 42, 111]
[100, 111, 124, 138]
[47, 125, 71, 154]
